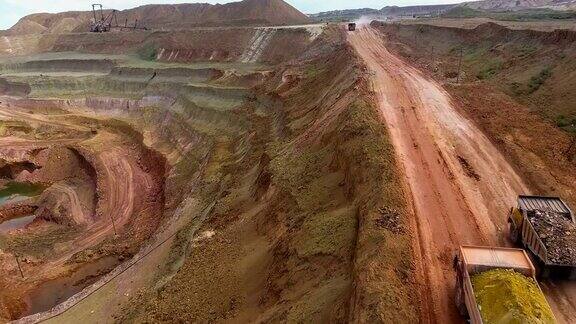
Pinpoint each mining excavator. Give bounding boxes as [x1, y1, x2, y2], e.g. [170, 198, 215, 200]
[90, 4, 117, 33]
[90, 4, 148, 33]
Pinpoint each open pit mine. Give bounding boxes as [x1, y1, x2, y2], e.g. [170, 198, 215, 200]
[2, 0, 576, 323]
[0, 1, 398, 322]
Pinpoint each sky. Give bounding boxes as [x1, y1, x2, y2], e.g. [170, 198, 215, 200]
[0, 0, 464, 30]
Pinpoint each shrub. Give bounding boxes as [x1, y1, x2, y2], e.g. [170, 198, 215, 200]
[137, 44, 158, 61]
[528, 67, 552, 93]
[476, 62, 502, 80]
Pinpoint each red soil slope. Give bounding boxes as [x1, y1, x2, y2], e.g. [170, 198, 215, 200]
[5, 0, 311, 35]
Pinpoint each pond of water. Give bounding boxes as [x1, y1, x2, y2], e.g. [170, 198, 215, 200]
[21, 256, 120, 317]
[0, 182, 45, 232]
[0, 182, 45, 205]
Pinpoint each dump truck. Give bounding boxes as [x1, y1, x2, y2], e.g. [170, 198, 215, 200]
[508, 195, 576, 279]
[454, 245, 555, 323]
[348, 23, 356, 31]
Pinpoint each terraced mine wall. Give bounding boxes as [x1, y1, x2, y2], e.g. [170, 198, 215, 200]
[0, 98, 169, 320]
[0, 59, 115, 73]
[92, 27, 419, 323]
[0, 28, 312, 64]
[0, 24, 417, 322]
[0, 78, 30, 96]
[0, 30, 265, 318]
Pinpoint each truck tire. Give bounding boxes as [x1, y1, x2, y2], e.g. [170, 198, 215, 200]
[570, 268, 576, 280]
[509, 222, 520, 245]
[531, 254, 549, 279]
[540, 267, 551, 279]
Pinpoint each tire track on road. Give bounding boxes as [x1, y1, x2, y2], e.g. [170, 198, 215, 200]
[348, 26, 530, 323]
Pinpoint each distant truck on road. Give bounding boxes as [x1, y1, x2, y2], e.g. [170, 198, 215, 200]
[348, 23, 356, 31]
[508, 195, 576, 279]
[454, 245, 554, 323]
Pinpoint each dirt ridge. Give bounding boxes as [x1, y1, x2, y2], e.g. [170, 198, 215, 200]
[4, 0, 311, 36]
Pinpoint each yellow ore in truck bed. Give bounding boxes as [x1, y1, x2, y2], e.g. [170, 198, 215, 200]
[471, 269, 555, 324]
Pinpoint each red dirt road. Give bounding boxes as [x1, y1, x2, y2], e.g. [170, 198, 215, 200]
[348, 26, 534, 323]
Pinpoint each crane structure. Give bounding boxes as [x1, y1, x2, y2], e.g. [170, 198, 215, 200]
[90, 4, 116, 32]
[90, 4, 148, 33]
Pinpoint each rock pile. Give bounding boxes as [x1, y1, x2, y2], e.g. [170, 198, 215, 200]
[529, 209, 576, 264]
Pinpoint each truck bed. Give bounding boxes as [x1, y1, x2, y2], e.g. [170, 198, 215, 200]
[512, 208, 576, 267]
[518, 195, 573, 220]
[528, 210, 576, 265]
[510, 196, 576, 269]
[461, 245, 535, 277]
[457, 246, 539, 324]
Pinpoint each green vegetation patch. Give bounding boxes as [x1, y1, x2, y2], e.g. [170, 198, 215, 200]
[442, 7, 482, 18]
[493, 9, 576, 21]
[457, 47, 505, 81]
[293, 207, 357, 258]
[270, 145, 336, 213]
[305, 64, 326, 79]
[476, 60, 504, 80]
[472, 269, 555, 324]
[515, 44, 538, 59]
[555, 114, 576, 133]
[528, 67, 553, 94]
[137, 43, 159, 62]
